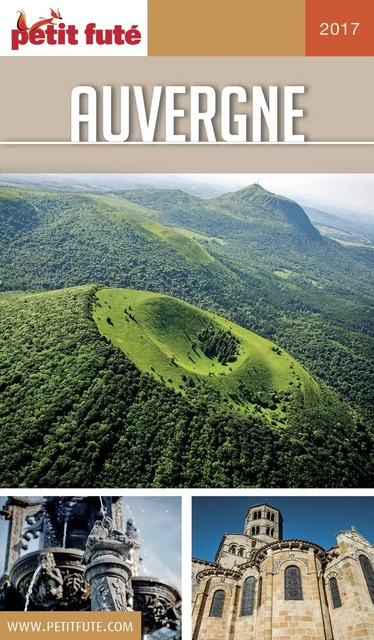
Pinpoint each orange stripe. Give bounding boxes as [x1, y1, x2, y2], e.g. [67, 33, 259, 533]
[149, 0, 306, 56]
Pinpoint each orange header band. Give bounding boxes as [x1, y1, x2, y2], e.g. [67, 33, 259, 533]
[149, 0, 305, 56]
[148, 0, 374, 56]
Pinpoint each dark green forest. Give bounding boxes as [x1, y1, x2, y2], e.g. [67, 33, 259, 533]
[0, 286, 372, 488]
[0, 181, 373, 488]
[198, 327, 240, 364]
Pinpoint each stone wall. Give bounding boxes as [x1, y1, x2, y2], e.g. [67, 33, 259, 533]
[192, 527, 374, 640]
[192, 576, 234, 640]
[192, 561, 217, 595]
[265, 548, 330, 640]
[326, 530, 374, 639]
[217, 534, 253, 570]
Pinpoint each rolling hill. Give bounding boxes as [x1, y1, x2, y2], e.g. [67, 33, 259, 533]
[118, 183, 323, 245]
[0, 188, 216, 294]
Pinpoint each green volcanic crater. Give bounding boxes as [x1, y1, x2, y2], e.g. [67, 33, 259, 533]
[93, 288, 320, 422]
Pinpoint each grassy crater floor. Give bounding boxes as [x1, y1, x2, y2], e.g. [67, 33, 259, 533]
[93, 288, 320, 422]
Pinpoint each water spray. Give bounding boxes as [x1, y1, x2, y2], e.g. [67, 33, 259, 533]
[62, 520, 68, 548]
[24, 564, 42, 611]
[99, 496, 107, 518]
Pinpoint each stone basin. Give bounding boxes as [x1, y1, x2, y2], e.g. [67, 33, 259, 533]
[9, 548, 90, 611]
[132, 576, 181, 634]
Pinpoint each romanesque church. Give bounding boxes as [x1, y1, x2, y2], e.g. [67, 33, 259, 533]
[192, 502, 374, 639]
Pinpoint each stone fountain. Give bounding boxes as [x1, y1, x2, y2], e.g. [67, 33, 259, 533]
[0, 497, 181, 639]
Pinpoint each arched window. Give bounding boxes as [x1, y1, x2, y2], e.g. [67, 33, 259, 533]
[240, 577, 256, 616]
[266, 527, 270, 535]
[329, 577, 342, 609]
[271, 528, 274, 536]
[285, 565, 303, 600]
[254, 512, 257, 520]
[256, 526, 260, 534]
[251, 527, 255, 535]
[258, 511, 261, 519]
[209, 590, 225, 617]
[271, 513, 275, 522]
[360, 555, 374, 603]
[266, 512, 270, 520]
[258, 576, 262, 608]
[238, 548, 244, 557]
[229, 545, 237, 555]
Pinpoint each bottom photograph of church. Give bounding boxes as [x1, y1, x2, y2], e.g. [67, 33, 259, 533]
[192, 496, 374, 640]
[0, 496, 181, 639]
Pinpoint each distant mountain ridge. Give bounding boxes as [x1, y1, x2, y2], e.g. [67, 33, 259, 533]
[113, 184, 324, 261]
[305, 204, 374, 247]
[211, 184, 322, 241]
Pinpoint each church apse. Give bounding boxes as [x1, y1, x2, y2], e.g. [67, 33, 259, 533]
[192, 501, 374, 640]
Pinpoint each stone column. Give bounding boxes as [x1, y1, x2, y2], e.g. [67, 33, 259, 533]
[263, 550, 273, 640]
[4, 505, 25, 573]
[83, 517, 133, 611]
[316, 567, 333, 640]
[192, 578, 211, 640]
[1, 500, 44, 573]
[308, 549, 327, 640]
[224, 583, 239, 640]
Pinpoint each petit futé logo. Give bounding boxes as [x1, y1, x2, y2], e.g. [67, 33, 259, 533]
[11, 7, 142, 51]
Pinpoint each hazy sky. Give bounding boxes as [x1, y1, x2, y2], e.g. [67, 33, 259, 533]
[0, 496, 181, 590]
[193, 496, 374, 562]
[182, 174, 374, 216]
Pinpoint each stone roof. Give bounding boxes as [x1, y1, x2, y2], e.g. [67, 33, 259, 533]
[192, 558, 218, 567]
[245, 503, 281, 519]
[253, 538, 326, 567]
[196, 538, 330, 584]
[195, 565, 242, 583]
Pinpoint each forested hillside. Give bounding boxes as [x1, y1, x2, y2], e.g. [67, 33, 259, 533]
[0, 286, 372, 488]
[0, 181, 373, 488]
[0, 189, 40, 250]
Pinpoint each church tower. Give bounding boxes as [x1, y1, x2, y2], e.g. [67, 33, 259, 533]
[244, 502, 283, 544]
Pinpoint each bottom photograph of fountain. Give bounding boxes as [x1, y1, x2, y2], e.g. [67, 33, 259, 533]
[0, 496, 182, 639]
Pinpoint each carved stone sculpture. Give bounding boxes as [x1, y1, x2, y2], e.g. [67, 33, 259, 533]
[37, 553, 64, 603]
[10, 549, 91, 610]
[83, 518, 133, 611]
[132, 577, 182, 634]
